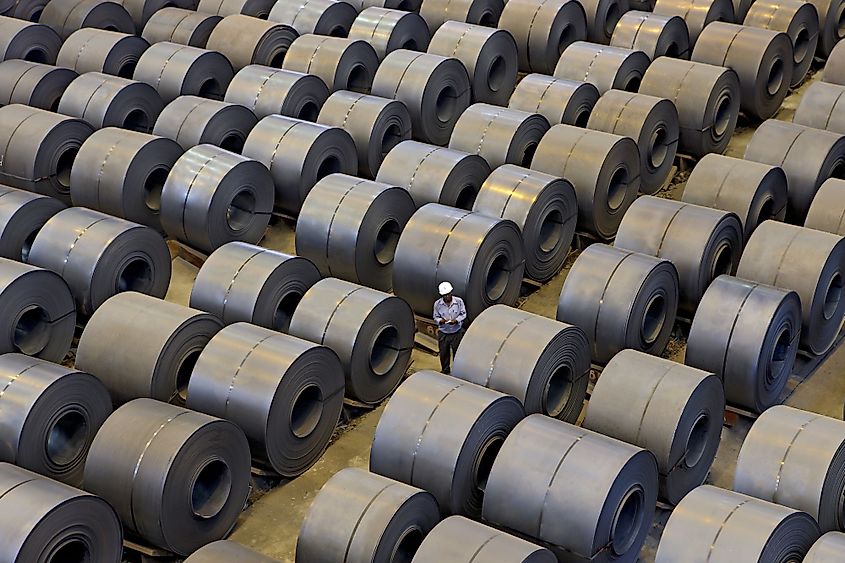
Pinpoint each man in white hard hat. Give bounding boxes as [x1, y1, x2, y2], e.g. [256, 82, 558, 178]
[433, 281, 466, 374]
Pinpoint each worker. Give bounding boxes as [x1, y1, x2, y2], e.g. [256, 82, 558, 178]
[433, 281, 466, 374]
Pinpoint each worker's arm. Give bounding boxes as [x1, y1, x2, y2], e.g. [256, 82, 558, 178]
[433, 301, 444, 325]
[455, 298, 467, 324]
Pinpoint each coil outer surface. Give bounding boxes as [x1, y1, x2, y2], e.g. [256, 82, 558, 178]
[186, 541, 276, 562]
[349, 7, 431, 61]
[554, 42, 651, 94]
[57, 72, 163, 132]
[142, 8, 222, 47]
[268, 0, 358, 36]
[0, 60, 77, 111]
[575, 0, 629, 44]
[794, 81, 845, 135]
[39, 0, 135, 40]
[153, 95, 257, 152]
[805, 532, 845, 562]
[0, 17, 61, 64]
[0, 185, 64, 261]
[419, 0, 504, 34]
[611, 11, 691, 59]
[225, 65, 330, 121]
[824, 40, 845, 84]
[206, 15, 298, 70]
[282, 35, 380, 94]
[744, 0, 819, 87]
[809, 0, 845, 56]
[508, 74, 600, 127]
[198, 0, 274, 18]
[806, 178, 845, 235]
[134, 42, 234, 104]
[653, 0, 735, 44]
[57, 28, 149, 78]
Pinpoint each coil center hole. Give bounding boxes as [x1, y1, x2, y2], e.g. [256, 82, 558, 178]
[390, 526, 424, 563]
[710, 242, 733, 280]
[477, 10, 495, 26]
[199, 78, 223, 100]
[712, 95, 732, 138]
[756, 196, 775, 226]
[539, 208, 563, 253]
[374, 219, 401, 265]
[117, 61, 137, 79]
[455, 184, 477, 209]
[56, 148, 78, 192]
[191, 458, 232, 519]
[487, 55, 507, 93]
[347, 63, 370, 92]
[123, 109, 149, 132]
[402, 38, 419, 50]
[824, 272, 843, 320]
[144, 166, 168, 212]
[543, 364, 572, 418]
[768, 327, 791, 385]
[606, 166, 628, 211]
[837, 5, 845, 39]
[382, 123, 403, 157]
[370, 325, 400, 375]
[220, 133, 245, 153]
[299, 101, 320, 122]
[557, 25, 573, 55]
[485, 254, 510, 301]
[574, 108, 590, 127]
[520, 142, 537, 167]
[23, 47, 48, 63]
[176, 349, 201, 402]
[270, 49, 287, 68]
[664, 42, 680, 58]
[227, 189, 256, 232]
[648, 126, 669, 170]
[316, 155, 342, 181]
[48, 538, 90, 563]
[436, 85, 458, 124]
[274, 290, 303, 332]
[474, 435, 503, 494]
[290, 383, 324, 438]
[329, 25, 346, 37]
[610, 486, 645, 556]
[766, 58, 785, 97]
[623, 74, 641, 92]
[604, 2, 621, 36]
[14, 305, 50, 355]
[117, 257, 154, 294]
[47, 409, 88, 467]
[684, 413, 710, 468]
[21, 229, 37, 262]
[793, 27, 810, 63]
[641, 294, 666, 346]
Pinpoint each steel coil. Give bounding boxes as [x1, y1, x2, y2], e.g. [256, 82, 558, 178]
[269, 0, 358, 36]
[133, 42, 234, 104]
[142, 8, 221, 47]
[587, 90, 679, 194]
[653, 0, 735, 45]
[0, 353, 111, 485]
[824, 40, 845, 83]
[557, 243, 679, 364]
[0, 463, 123, 562]
[393, 203, 525, 319]
[298, 468, 441, 562]
[0, 17, 60, 64]
[29, 207, 170, 315]
[370, 370, 524, 516]
[198, 0, 274, 17]
[681, 153, 788, 241]
[499, 0, 587, 73]
[69, 127, 183, 230]
[473, 164, 576, 281]
[554, 42, 651, 94]
[282, 35, 380, 94]
[0, 258, 75, 361]
[190, 242, 320, 331]
[317, 90, 412, 178]
[806, 178, 845, 235]
[794, 81, 845, 135]
[531, 123, 640, 239]
[225, 66, 329, 120]
[420, 0, 502, 33]
[153, 96, 257, 153]
[113, 0, 176, 32]
[508, 73, 599, 127]
[428, 22, 518, 105]
[806, 532, 845, 562]
[687, 275, 801, 413]
[206, 15, 298, 70]
[349, 8, 430, 61]
[483, 414, 658, 562]
[611, 11, 691, 59]
[358, 0, 421, 9]
[295, 174, 415, 291]
[289, 278, 414, 404]
[39, 0, 135, 40]
[809, 0, 845, 56]
[0, 60, 76, 111]
[376, 140, 491, 208]
[0, 186, 64, 261]
[242, 115, 357, 214]
[57, 72, 163, 132]
[639, 57, 740, 157]
[744, 0, 819, 87]
[372, 50, 471, 145]
[57, 29, 148, 78]
[738, 220, 845, 355]
[452, 304, 589, 420]
[84, 398, 250, 555]
[744, 120, 845, 222]
[2, 0, 46, 21]
[575, 0, 629, 44]
[187, 541, 276, 562]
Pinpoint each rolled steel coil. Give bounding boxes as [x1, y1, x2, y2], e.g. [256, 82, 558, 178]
[161, 144, 273, 253]
[557, 243, 679, 364]
[0, 60, 76, 111]
[133, 42, 234, 104]
[269, 0, 358, 36]
[420, 0, 503, 33]
[575, 0, 629, 44]
[806, 532, 845, 562]
[359, 0, 421, 9]
[692, 22, 792, 120]
[583, 350, 723, 505]
[809, 0, 845, 57]
[413, 517, 555, 563]
[587, 90, 679, 194]
[225, 66, 329, 121]
[190, 242, 320, 331]
[615, 196, 743, 314]
[531, 123, 640, 239]
[197, 0, 274, 17]
[57, 72, 163, 132]
[376, 140, 491, 208]
[28, 207, 171, 315]
[0, 353, 111, 485]
[499, 0, 587, 74]
[0, 186, 64, 261]
[317, 90, 412, 178]
[554, 42, 651, 94]
[681, 153, 788, 240]
[428, 21, 517, 105]
[507, 73, 599, 127]
[288, 278, 415, 404]
[187, 323, 344, 476]
[0, 463, 123, 562]
[744, 120, 845, 222]
[0, 105, 94, 202]
[142, 8, 221, 47]
[656, 485, 820, 562]
[737, 220, 845, 355]
[84, 398, 250, 555]
[76, 292, 222, 404]
[473, 164, 576, 281]
[392, 204, 525, 319]
[611, 11, 691, 59]
[0, 258, 75, 361]
[744, 0, 819, 87]
[69, 127, 183, 230]
[298, 468, 441, 562]
[56, 29, 149, 78]
[483, 414, 658, 562]
[187, 541, 276, 562]
[372, 50, 472, 145]
[295, 174, 415, 291]
[2, 0, 46, 21]
[824, 40, 845, 83]
[349, 8, 430, 61]
[452, 304, 589, 421]
[639, 57, 740, 157]
[686, 275, 801, 413]
[206, 15, 298, 70]
[39, 0, 135, 40]
[0, 17, 60, 64]
[653, 0, 735, 45]
[282, 35, 379, 93]
[370, 370, 524, 516]
[806, 178, 845, 235]
[242, 114, 358, 214]
[113, 0, 178, 32]
[794, 81, 845, 135]
[153, 96, 258, 152]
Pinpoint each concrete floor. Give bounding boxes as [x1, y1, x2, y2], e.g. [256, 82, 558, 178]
[160, 68, 845, 562]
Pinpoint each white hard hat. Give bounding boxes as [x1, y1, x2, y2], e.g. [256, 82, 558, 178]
[438, 281, 453, 296]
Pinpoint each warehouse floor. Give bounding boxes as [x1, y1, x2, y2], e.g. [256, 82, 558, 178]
[159, 68, 845, 562]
